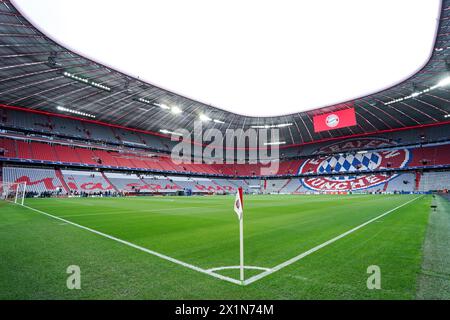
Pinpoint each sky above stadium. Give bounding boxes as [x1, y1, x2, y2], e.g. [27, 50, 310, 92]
[13, 0, 441, 117]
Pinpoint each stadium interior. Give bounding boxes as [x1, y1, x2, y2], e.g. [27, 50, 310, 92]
[1, 102, 449, 196]
[0, 0, 449, 197]
[1, 0, 450, 302]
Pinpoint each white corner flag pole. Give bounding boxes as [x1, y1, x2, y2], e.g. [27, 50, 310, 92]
[240, 210, 244, 283]
[234, 187, 245, 284]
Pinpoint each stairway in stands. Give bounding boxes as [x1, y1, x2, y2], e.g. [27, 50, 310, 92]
[383, 181, 389, 192]
[13, 140, 19, 158]
[294, 185, 304, 193]
[278, 179, 292, 193]
[415, 172, 422, 191]
[55, 169, 70, 193]
[101, 172, 120, 193]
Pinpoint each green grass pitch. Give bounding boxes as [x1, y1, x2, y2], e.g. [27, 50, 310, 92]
[0, 194, 434, 299]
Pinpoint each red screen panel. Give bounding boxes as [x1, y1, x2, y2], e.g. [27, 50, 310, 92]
[313, 108, 357, 133]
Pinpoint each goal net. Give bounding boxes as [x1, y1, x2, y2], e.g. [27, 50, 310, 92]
[0, 182, 27, 206]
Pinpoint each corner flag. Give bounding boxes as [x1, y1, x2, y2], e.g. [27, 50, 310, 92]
[234, 187, 245, 283]
[234, 187, 244, 221]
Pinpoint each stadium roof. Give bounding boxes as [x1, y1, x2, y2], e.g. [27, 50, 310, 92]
[0, 0, 450, 146]
[9, 0, 441, 118]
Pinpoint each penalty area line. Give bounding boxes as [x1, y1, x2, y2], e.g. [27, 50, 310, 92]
[18, 204, 242, 286]
[244, 195, 424, 286]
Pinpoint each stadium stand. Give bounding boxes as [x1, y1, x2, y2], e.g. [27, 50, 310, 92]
[418, 172, 450, 192]
[1, 135, 450, 176]
[0, 107, 176, 152]
[103, 172, 146, 192]
[385, 173, 416, 193]
[0, 0, 449, 198]
[61, 170, 114, 193]
[2, 167, 65, 195]
[144, 176, 184, 193]
[3, 165, 438, 196]
[264, 179, 291, 194]
[280, 179, 304, 194]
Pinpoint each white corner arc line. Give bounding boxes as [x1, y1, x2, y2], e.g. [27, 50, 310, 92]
[18, 204, 242, 286]
[243, 195, 424, 286]
[207, 266, 271, 273]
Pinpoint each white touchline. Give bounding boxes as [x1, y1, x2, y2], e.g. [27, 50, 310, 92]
[19, 204, 242, 286]
[243, 195, 424, 286]
[14, 195, 423, 287]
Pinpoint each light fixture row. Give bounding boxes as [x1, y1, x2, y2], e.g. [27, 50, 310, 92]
[199, 113, 226, 124]
[137, 99, 183, 115]
[56, 106, 96, 118]
[159, 129, 183, 136]
[384, 76, 450, 106]
[251, 123, 293, 129]
[63, 72, 111, 92]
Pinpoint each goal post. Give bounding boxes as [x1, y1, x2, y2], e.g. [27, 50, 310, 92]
[0, 182, 27, 206]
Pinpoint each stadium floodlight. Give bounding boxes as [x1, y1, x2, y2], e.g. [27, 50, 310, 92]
[63, 71, 88, 83]
[171, 106, 182, 114]
[154, 103, 170, 110]
[275, 123, 294, 128]
[137, 97, 153, 105]
[384, 75, 450, 105]
[445, 114, 450, 118]
[159, 129, 183, 136]
[56, 106, 96, 118]
[199, 114, 212, 122]
[0, 182, 27, 206]
[213, 119, 225, 124]
[264, 141, 287, 146]
[63, 71, 111, 92]
[437, 76, 450, 88]
[251, 123, 293, 129]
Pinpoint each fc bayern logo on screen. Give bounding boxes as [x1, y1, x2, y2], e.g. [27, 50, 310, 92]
[326, 114, 340, 128]
[298, 138, 411, 192]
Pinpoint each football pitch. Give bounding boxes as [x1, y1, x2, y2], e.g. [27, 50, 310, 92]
[0, 194, 441, 299]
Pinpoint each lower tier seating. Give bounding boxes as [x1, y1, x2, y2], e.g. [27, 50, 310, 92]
[3, 166, 448, 195]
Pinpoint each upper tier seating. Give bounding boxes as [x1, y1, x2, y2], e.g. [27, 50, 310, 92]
[0, 108, 175, 151]
[1, 135, 450, 177]
[2, 107, 450, 162]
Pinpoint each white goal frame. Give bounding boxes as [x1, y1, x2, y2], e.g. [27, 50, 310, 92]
[0, 182, 27, 206]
